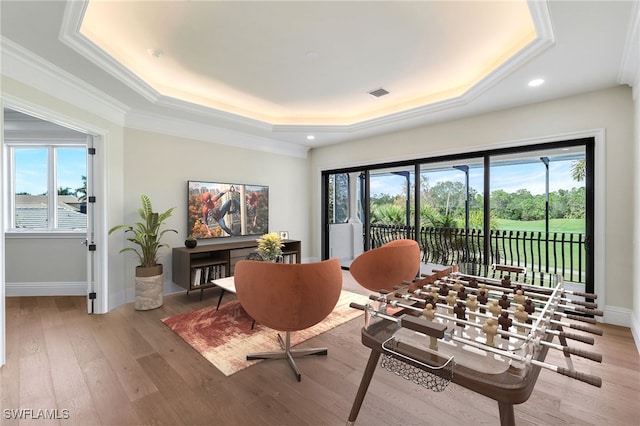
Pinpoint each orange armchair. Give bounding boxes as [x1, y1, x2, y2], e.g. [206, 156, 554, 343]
[233, 258, 343, 381]
[349, 239, 421, 292]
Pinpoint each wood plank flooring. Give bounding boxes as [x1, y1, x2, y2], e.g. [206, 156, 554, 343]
[1, 283, 639, 425]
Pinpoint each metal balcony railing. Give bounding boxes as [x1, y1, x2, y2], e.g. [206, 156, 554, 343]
[368, 224, 587, 284]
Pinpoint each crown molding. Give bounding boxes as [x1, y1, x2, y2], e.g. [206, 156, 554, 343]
[124, 109, 310, 159]
[618, 0, 640, 99]
[0, 36, 128, 126]
[274, 28, 555, 138]
[153, 94, 275, 132]
[58, 0, 555, 135]
[59, 0, 161, 104]
[2, 31, 310, 157]
[60, 0, 280, 131]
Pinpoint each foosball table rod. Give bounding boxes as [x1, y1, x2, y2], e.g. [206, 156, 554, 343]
[452, 272, 597, 299]
[446, 331, 602, 387]
[369, 297, 602, 364]
[352, 302, 603, 387]
[433, 277, 600, 312]
[402, 285, 603, 324]
[391, 292, 603, 338]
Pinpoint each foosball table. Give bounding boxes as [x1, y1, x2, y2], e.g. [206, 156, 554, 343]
[347, 264, 603, 426]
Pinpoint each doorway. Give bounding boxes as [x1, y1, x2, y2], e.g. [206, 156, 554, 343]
[2, 106, 105, 313]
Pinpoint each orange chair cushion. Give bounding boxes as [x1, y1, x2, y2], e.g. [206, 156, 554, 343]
[349, 239, 420, 292]
[233, 258, 343, 332]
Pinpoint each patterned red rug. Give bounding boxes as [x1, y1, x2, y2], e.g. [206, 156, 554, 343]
[161, 290, 368, 376]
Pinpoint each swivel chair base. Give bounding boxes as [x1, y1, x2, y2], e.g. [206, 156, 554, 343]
[246, 331, 328, 381]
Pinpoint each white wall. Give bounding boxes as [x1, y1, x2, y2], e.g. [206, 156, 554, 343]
[309, 86, 635, 324]
[5, 237, 86, 295]
[633, 88, 640, 351]
[109, 128, 310, 307]
[0, 97, 5, 366]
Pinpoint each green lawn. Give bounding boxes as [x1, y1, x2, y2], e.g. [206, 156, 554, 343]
[494, 218, 585, 233]
[487, 218, 586, 282]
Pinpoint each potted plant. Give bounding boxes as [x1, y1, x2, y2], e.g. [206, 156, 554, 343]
[256, 232, 284, 262]
[109, 194, 177, 310]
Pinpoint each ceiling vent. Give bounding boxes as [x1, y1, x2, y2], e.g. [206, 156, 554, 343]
[368, 88, 389, 98]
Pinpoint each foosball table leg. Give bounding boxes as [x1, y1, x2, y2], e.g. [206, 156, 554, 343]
[555, 324, 575, 370]
[498, 401, 516, 426]
[347, 349, 381, 425]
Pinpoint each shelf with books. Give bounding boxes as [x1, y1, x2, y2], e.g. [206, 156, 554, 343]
[172, 239, 301, 300]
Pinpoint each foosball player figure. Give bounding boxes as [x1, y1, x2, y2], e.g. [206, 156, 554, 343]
[499, 293, 511, 309]
[452, 279, 463, 293]
[513, 288, 526, 306]
[446, 290, 458, 307]
[466, 294, 479, 320]
[420, 303, 438, 350]
[424, 294, 437, 310]
[524, 299, 535, 323]
[514, 304, 528, 332]
[457, 287, 468, 301]
[422, 303, 435, 322]
[498, 311, 512, 333]
[439, 283, 450, 297]
[429, 285, 440, 303]
[454, 301, 466, 327]
[483, 318, 499, 346]
[501, 275, 511, 288]
[467, 277, 478, 288]
[489, 300, 502, 317]
[477, 290, 488, 313]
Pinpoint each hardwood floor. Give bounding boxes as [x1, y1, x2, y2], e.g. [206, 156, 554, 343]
[1, 283, 639, 425]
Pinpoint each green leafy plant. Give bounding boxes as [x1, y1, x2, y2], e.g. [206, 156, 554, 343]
[109, 194, 177, 268]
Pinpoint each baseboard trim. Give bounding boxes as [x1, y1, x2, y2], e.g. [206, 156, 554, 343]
[604, 305, 633, 327]
[5, 281, 86, 296]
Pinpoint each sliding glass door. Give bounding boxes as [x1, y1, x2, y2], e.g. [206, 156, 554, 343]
[322, 138, 594, 293]
[419, 157, 484, 265]
[489, 145, 587, 283]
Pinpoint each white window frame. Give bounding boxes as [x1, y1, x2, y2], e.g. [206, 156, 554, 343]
[5, 138, 87, 234]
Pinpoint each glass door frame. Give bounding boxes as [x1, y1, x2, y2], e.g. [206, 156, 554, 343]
[321, 137, 595, 294]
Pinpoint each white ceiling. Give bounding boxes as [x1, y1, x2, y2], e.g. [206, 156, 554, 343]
[79, 0, 538, 125]
[1, 1, 638, 156]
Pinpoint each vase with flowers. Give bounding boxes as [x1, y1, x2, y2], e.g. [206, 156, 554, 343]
[256, 232, 284, 262]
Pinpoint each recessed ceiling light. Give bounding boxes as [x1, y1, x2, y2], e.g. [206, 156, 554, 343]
[528, 78, 544, 87]
[307, 135, 315, 140]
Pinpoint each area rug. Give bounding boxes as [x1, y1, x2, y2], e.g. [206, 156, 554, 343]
[161, 290, 369, 376]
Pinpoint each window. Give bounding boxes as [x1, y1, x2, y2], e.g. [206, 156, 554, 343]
[7, 144, 87, 232]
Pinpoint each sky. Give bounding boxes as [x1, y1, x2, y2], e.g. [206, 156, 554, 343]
[370, 160, 583, 197]
[15, 147, 87, 195]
